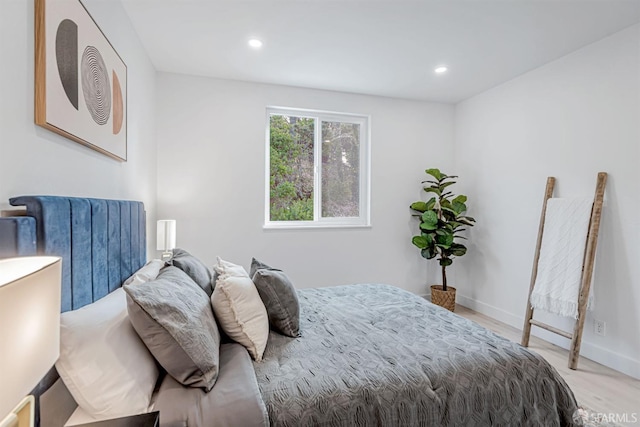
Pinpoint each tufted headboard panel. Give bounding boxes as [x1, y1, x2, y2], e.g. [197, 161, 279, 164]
[8, 196, 146, 312]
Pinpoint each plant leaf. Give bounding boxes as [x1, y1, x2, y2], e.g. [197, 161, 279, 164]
[452, 201, 467, 215]
[412, 235, 429, 249]
[425, 168, 442, 180]
[436, 232, 454, 247]
[420, 222, 437, 231]
[439, 182, 456, 191]
[458, 217, 475, 226]
[421, 248, 437, 259]
[410, 201, 428, 212]
[425, 197, 436, 211]
[449, 243, 467, 257]
[441, 206, 457, 215]
[439, 257, 453, 267]
[452, 195, 467, 204]
[421, 210, 438, 225]
[425, 233, 435, 245]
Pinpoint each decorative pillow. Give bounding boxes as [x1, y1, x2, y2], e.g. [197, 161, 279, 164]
[122, 259, 164, 286]
[250, 258, 301, 337]
[55, 288, 158, 418]
[212, 257, 269, 361]
[124, 266, 220, 391]
[171, 248, 214, 296]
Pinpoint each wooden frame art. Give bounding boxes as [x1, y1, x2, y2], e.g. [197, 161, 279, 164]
[35, 0, 127, 161]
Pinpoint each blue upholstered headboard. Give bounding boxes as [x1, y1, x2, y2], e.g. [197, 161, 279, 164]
[1, 196, 146, 312]
[0, 216, 36, 258]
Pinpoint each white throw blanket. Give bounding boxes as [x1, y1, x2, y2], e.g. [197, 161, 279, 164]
[530, 197, 594, 319]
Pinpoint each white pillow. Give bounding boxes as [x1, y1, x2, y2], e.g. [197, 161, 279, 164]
[212, 257, 269, 360]
[122, 259, 164, 286]
[56, 288, 158, 418]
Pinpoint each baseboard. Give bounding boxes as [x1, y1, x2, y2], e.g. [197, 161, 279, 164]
[455, 293, 524, 326]
[452, 293, 640, 380]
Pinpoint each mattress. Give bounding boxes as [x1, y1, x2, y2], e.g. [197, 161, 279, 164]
[253, 284, 578, 426]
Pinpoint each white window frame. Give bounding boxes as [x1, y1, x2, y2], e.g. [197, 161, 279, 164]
[264, 106, 371, 229]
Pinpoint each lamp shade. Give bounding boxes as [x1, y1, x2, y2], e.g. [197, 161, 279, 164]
[0, 256, 61, 419]
[156, 220, 177, 251]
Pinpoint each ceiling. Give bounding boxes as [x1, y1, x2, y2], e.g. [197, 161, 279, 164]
[120, 0, 640, 103]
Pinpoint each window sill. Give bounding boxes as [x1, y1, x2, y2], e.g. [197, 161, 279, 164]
[263, 222, 372, 231]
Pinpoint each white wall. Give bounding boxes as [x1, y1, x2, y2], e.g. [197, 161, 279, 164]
[156, 74, 454, 294]
[6, 0, 634, 378]
[454, 24, 640, 378]
[0, 0, 158, 256]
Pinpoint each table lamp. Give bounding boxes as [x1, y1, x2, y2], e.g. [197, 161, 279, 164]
[0, 257, 62, 427]
[157, 219, 176, 260]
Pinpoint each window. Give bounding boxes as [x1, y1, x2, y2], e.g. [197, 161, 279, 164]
[265, 107, 370, 228]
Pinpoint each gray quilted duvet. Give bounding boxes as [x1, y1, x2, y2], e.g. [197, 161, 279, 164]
[253, 284, 578, 427]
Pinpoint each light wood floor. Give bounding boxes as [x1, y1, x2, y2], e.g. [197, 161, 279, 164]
[455, 305, 640, 419]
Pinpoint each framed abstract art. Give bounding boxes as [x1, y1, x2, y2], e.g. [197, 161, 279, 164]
[35, 0, 127, 161]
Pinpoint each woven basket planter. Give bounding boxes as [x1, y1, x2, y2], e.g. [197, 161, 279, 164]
[430, 285, 456, 312]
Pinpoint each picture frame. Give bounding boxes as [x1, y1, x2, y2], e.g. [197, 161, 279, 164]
[35, 0, 127, 161]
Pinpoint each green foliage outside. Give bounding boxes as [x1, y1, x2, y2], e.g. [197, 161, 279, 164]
[321, 121, 360, 218]
[269, 114, 360, 221]
[269, 115, 314, 221]
[410, 168, 475, 291]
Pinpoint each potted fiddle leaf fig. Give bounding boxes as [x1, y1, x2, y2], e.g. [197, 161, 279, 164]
[410, 168, 475, 311]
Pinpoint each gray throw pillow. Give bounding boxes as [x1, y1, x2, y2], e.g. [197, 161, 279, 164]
[250, 258, 300, 337]
[171, 248, 214, 296]
[124, 266, 220, 391]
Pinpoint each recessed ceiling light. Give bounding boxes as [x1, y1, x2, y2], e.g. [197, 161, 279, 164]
[248, 38, 263, 49]
[434, 66, 448, 74]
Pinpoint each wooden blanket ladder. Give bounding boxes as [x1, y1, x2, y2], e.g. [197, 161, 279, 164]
[521, 172, 607, 370]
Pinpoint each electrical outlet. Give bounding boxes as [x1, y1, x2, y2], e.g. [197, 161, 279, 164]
[594, 320, 606, 336]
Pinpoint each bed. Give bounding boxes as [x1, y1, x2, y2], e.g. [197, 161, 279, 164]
[0, 195, 580, 427]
